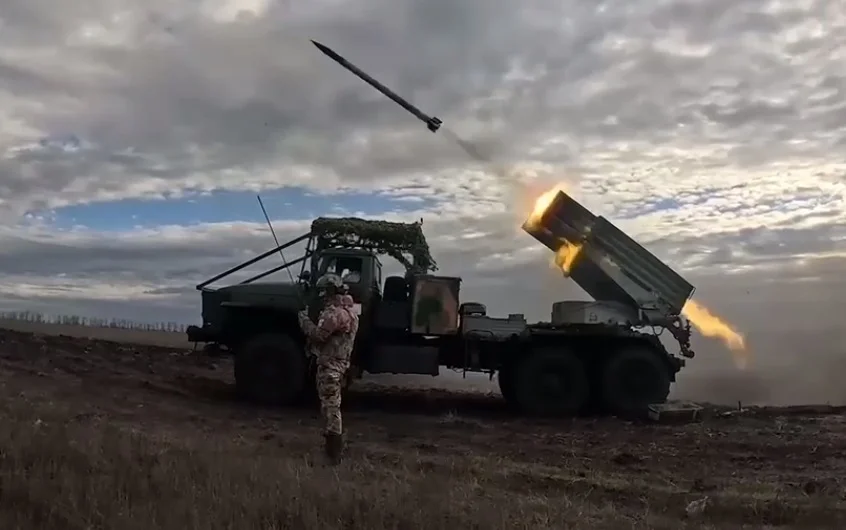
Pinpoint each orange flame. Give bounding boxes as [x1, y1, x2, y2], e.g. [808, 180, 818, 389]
[526, 184, 566, 231]
[682, 300, 750, 369]
[528, 184, 584, 275]
[554, 240, 583, 275]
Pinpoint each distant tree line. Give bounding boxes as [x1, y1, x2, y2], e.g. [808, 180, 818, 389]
[0, 310, 188, 333]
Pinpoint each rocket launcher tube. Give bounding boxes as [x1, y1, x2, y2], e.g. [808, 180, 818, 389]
[522, 191, 695, 325]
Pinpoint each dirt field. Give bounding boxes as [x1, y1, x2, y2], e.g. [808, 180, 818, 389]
[0, 327, 844, 529]
[0, 319, 191, 347]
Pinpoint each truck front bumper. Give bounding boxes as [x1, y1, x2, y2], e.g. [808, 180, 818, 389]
[186, 324, 217, 343]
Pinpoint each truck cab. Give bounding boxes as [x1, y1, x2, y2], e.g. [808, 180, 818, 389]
[308, 248, 462, 363]
[309, 248, 382, 312]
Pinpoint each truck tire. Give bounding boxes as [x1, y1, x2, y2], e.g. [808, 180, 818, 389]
[601, 345, 671, 415]
[234, 333, 306, 406]
[497, 367, 516, 406]
[513, 349, 589, 416]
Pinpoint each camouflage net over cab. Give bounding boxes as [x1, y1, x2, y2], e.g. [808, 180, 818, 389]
[311, 217, 437, 273]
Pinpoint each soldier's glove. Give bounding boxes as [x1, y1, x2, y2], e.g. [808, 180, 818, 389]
[297, 310, 309, 328]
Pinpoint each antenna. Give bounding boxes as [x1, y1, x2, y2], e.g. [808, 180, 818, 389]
[256, 194, 298, 285]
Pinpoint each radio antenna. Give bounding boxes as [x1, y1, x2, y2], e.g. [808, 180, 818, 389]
[256, 194, 298, 285]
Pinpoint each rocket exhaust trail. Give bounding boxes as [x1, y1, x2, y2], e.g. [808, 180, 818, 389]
[439, 128, 487, 163]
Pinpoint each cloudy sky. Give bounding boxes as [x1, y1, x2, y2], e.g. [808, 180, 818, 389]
[1, 0, 845, 403]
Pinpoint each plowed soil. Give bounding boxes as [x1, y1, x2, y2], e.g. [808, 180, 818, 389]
[0, 327, 844, 529]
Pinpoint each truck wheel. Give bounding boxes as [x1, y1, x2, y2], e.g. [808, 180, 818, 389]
[601, 346, 671, 415]
[513, 349, 589, 416]
[234, 333, 306, 406]
[497, 367, 516, 406]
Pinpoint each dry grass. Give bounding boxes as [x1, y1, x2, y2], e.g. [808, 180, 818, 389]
[0, 399, 586, 530]
[0, 327, 845, 529]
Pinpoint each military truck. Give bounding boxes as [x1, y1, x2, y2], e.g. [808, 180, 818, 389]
[187, 190, 696, 416]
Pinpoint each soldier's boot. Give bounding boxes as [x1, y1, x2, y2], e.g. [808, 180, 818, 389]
[324, 432, 343, 465]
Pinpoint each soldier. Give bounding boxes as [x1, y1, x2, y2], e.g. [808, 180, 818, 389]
[297, 273, 359, 464]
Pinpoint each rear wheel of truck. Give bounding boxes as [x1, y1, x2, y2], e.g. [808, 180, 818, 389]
[513, 349, 589, 416]
[497, 367, 517, 407]
[234, 333, 306, 406]
[601, 345, 671, 415]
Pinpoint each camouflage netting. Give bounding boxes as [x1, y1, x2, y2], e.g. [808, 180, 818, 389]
[311, 217, 437, 273]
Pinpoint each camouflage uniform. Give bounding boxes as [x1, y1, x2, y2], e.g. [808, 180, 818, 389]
[298, 275, 359, 462]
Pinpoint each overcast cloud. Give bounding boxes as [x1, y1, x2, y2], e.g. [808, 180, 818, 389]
[1, 0, 845, 405]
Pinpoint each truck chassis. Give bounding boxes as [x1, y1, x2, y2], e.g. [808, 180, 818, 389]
[187, 191, 695, 417]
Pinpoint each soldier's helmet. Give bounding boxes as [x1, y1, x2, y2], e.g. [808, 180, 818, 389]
[315, 273, 348, 297]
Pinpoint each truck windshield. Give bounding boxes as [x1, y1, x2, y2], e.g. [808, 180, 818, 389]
[319, 256, 363, 284]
